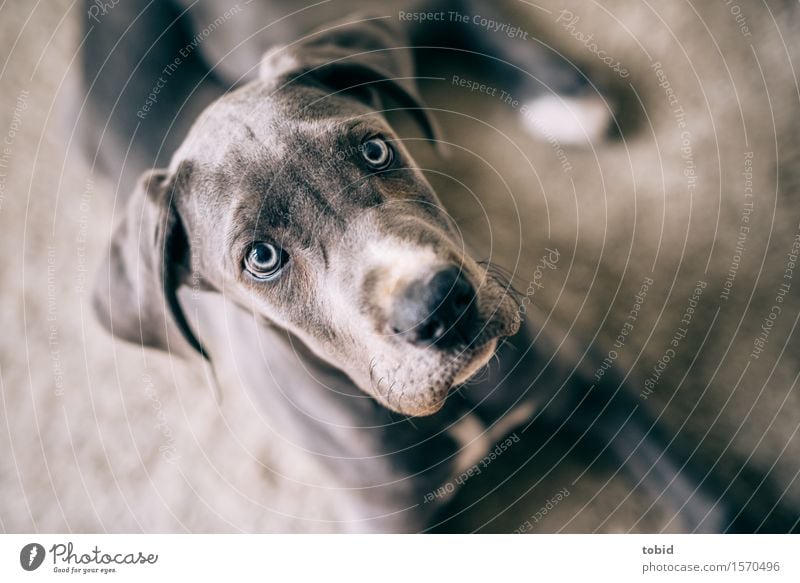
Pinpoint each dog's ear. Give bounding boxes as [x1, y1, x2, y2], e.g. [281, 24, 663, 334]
[93, 168, 208, 360]
[259, 16, 440, 145]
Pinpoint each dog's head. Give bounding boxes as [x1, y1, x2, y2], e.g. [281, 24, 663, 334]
[94, 16, 520, 416]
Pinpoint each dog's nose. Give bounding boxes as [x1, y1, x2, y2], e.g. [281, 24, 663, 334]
[390, 266, 478, 349]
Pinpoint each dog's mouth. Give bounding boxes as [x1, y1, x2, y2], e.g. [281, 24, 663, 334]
[398, 337, 499, 416]
[452, 337, 498, 386]
[362, 260, 522, 416]
[371, 327, 509, 417]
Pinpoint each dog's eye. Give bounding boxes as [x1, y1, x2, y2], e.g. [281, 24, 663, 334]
[244, 242, 287, 280]
[361, 137, 393, 169]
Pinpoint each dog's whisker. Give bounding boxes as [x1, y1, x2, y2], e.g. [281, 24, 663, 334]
[374, 376, 386, 401]
[368, 357, 377, 384]
[497, 336, 519, 353]
[477, 260, 524, 304]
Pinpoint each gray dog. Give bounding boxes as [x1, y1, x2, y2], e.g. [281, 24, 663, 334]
[82, 0, 771, 532]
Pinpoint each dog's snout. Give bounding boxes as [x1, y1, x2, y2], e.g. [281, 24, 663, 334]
[390, 266, 478, 349]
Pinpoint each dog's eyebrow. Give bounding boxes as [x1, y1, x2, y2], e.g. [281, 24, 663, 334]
[224, 167, 343, 251]
[334, 118, 385, 139]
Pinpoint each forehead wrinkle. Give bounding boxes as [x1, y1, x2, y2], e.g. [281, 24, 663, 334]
[213, 149, 283, 235]
[227, 188, 294, 251]
[224, 173, 332, 252]
[213, 114, 396, 248]
[282, 163, 345, 227]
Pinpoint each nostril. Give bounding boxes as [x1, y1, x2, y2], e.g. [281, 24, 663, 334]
[389, 265, 479, 348]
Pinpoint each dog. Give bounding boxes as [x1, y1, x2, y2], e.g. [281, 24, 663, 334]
[81, 0, 777, 532]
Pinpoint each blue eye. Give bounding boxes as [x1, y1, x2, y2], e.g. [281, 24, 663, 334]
[361, 137, 393, 169]
[244, 242, 288, 279]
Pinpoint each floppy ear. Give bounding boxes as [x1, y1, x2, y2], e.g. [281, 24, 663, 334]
[93, 169, 208, 360]
[259, 15, 440, 145]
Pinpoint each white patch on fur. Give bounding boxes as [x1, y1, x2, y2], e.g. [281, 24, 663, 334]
[368, 239, 440, 277]
[449, 413, 490, 474]
[448, 401, 537, 477]
[522, 94, 610, 145]
[366, 239, 442, 314]
[489, 401, 537, 440]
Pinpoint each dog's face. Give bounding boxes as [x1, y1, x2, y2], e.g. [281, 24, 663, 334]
[177, 80, 519, 415]
[93, 17, 519, 416]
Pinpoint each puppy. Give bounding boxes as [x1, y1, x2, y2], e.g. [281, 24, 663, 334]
[85, 2, 745, 532]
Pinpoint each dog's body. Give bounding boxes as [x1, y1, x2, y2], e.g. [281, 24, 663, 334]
[80, 0, 796, 532]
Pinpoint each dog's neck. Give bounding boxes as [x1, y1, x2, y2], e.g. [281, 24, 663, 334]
[185, 289, 734, 533]
[183, 289, 542, 515]
[185, 289, 469, 456]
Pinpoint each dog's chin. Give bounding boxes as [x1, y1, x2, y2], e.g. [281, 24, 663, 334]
[368, 309, 518, 416]
[380, 337, 500, 417]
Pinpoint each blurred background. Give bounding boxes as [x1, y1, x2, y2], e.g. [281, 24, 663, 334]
[1, 0, 798, 532]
